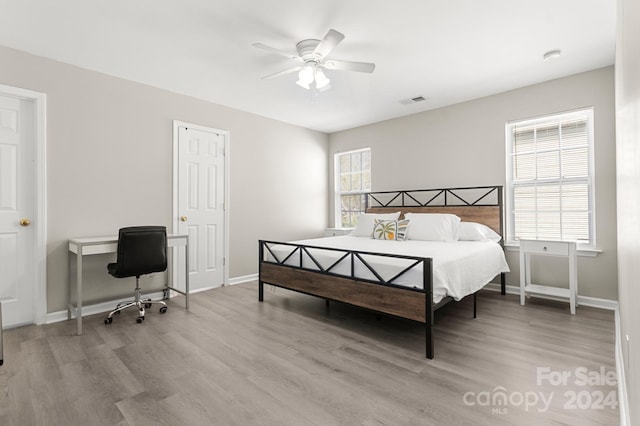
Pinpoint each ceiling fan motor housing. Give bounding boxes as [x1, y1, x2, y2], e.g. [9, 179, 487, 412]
[296, 39, 322, 63]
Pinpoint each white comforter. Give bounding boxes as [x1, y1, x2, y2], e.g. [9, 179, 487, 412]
[265, 236, 510, 304]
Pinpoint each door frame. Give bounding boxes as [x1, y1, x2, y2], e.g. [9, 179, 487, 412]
[0, 84, 47, 325]
[172, 120, 230, 289]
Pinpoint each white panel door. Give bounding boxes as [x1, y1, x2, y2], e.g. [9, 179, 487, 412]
[177, 126, 225, 291]
[0, 95, 35, 327]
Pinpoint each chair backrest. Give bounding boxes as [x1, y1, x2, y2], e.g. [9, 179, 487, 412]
[112, 226, 167, 278]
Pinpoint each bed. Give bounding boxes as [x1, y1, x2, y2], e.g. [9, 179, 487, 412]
[258, 186, 509, 359]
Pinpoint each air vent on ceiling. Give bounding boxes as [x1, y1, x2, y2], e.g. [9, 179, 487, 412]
[399, 96, 428, 105]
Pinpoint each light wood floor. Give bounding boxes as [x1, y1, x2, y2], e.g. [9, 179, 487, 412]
[0, 282, 618, 425]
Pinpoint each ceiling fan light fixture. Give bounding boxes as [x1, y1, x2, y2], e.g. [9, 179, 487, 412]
[315, 69, 330, 89]
[296, 79, 310, 90]
[296, 66, 315, 89]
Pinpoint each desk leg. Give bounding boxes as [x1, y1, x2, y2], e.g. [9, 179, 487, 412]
[76, 251, 83, 336]
[185, 241, 189, 309]
[1, 301, 4, 366]
[68, 253, 72, 320]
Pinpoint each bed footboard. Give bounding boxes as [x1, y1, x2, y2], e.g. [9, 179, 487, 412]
[258, 240, 435, 358]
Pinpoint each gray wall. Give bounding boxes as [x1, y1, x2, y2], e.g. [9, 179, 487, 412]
[0, 45, 329, 313]
[329, 67, 617, 301]
[615, 0, 640, 421]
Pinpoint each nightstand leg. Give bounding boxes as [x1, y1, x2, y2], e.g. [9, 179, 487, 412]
[519, 250, 526, 305]
[569, 244, 577, 315]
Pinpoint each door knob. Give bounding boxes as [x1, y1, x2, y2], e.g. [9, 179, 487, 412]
[19, 218, 31, 227]
[180, 216, 188, 222]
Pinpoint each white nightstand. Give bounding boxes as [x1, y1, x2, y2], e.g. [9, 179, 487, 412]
[519, 239, 578, 315]
[324, 228, 354, 237]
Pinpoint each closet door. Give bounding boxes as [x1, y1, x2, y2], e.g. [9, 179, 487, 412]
[175, 124, 226, 291]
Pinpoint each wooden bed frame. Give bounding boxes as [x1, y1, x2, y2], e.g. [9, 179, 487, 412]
[258, 186, 506, 359]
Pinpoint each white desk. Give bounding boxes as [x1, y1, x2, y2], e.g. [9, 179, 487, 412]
[0, 301, 3, 365]
[68, 234, 189, 335]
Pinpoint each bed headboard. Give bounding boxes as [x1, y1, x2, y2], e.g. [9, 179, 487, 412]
[365, 186, 504, 236]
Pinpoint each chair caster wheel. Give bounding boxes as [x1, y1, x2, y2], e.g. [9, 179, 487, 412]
[144, 299, 152, 309]
[159, 306, 168, 314]
[136, 316, 144, 323]
[105, 317, 113, 324]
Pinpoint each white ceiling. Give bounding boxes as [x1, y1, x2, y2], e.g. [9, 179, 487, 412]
[0, 0, 616, 133]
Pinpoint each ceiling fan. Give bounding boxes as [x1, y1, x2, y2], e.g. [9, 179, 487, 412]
[252, 29, 375, 90]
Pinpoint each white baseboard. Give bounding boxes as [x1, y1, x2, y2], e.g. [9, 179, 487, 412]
[189, 285, 221, 294]
[484, 283, 618, 310]
[615, 307, 631, 426]
[228, 273, 258, 285]
[577, 294, 619, 310]
[45, 290, 166, 324]
[45, 280, 253, 324]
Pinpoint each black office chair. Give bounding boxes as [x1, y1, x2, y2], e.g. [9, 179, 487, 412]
[105, 226, 168, 325]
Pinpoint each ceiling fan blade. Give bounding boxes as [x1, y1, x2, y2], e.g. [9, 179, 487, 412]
[313, 29, 345, 60]
[261, 66, 302, 80]
[252, 43, 302, 62]
[323, 59, 376, 73]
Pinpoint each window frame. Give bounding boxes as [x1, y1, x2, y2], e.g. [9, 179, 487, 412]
[505, 108, 596, 249]
[334, 148, 371, 228]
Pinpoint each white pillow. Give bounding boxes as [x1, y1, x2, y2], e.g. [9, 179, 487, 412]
[351, 212, 401, 237]
[458, 222, 502, 242]
[404, 213, 461, 241]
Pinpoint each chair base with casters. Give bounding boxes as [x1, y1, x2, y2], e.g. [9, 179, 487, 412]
[104, 226, 169, 325]
[104, 276, 168, 324]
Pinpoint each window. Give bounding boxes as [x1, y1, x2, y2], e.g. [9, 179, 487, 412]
[506, 108, 595, 247]
[335, 148, 371, 228]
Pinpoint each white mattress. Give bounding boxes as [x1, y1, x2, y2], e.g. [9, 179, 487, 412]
[264, 236, 510, 304]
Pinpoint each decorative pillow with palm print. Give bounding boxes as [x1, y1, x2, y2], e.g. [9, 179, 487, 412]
[372, 219, 410, 241]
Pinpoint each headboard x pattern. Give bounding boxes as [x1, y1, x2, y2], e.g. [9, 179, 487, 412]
[365, 186, 504, 237]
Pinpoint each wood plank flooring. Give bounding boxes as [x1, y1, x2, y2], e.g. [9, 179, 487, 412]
[0, 282, 619, 425]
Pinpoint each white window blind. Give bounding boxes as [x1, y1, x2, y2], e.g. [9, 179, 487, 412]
[335, 148, 371, 228]
[506, 109, 594, 246]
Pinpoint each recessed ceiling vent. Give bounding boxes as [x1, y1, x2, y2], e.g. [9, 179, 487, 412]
[400, 96, 428, 105]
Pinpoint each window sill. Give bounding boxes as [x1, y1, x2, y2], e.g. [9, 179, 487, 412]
[504, 242, 602, 257]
